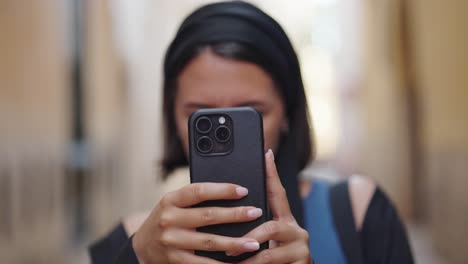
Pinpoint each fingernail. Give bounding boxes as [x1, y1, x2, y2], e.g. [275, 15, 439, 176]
[243, 241, 260, 251]
[236, 187, 248, 196]
[247, 208, 263, 218]
[267, 149, 274, 160]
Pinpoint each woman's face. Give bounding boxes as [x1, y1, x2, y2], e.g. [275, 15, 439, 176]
[174, 49, 286, 156]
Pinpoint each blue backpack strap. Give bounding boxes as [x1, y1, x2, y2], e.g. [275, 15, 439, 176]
[330, 181, 365, 264]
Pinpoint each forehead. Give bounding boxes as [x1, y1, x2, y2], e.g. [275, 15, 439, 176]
[176, 50, 277, 106]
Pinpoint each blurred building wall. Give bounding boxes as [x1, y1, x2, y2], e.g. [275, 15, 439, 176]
[0, 1, 68, 263]
[361, 0, 468, 262]
[409, 0, 468, 263]
[82, 0, 128, 241]
[360, 0, 413, 218]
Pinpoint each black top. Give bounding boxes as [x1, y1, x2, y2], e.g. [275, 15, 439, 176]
[89, 222, 138, 264]
[360, 188, 413, 263]
[89, 184, 413, 264]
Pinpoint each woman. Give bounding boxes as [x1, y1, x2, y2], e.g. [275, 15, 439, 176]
[90, 1, 414, 263]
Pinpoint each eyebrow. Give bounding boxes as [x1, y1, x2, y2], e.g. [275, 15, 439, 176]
[183, 100, 267, 109]
[183, 102, 214, 109]
[236, 101, 266, 108]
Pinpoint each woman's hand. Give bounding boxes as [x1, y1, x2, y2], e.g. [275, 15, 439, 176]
[228, 149, 313, 264]
[132, 182, 263, 264]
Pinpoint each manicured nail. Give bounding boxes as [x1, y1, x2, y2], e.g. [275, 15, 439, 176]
[247, 208, 263, 218]
[236, 187, 248, 196]
[243, 241, 260, 251]
[267, 149, 274, 160]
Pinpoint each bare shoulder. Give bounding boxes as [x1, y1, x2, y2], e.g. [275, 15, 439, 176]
[348, 175, 376, 231]
[122, 211, 151, 236]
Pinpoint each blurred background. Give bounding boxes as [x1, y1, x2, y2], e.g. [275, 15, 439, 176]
[1, 0, 467, 263]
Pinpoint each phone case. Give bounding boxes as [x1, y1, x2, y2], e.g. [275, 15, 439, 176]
[189, 107, 269, 262]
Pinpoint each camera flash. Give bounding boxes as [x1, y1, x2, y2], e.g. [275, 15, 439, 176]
[218, 116, 226, 124]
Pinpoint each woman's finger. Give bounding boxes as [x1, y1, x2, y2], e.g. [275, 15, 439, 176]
[245, 220, 300, 243]
[163, 182, 248, 207]
[161, 206, 263, 228]
[167, 249, 226, 264]
[237, 241, 311, 264]
[265, 149, 293, 220]
[226, 220, 305, 256]
[161, 228, 261, 252]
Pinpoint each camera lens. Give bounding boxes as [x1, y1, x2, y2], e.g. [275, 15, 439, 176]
[195, 117, 212, 133]
[215, 125, 231, 142]
[197, 136, 213, 153]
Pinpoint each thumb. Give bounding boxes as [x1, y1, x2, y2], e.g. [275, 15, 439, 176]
[265, 149, 293, 220]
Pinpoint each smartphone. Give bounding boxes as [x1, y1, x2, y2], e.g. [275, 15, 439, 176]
[189, 107, 269, 262]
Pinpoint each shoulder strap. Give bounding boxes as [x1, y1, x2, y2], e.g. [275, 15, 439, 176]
[330, 181, 365, 264]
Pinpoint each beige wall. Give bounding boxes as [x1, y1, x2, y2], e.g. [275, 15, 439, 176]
[360, 0, 413, 218]
[361, 0, 468, 262]
[409, 0, 468, 263]
[0, 1, 68, 262]
[83, 0, 127, 239]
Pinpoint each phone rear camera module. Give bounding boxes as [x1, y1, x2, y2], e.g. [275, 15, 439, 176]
[197, 136, 213, 153]
[214, 125, 231, 142]
[195, 116, 212, 134]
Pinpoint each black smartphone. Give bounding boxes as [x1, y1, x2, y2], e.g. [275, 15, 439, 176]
[189, 107, 269, 262]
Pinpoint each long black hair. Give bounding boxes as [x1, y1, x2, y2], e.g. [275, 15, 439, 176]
[160, 1, 314, 225]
